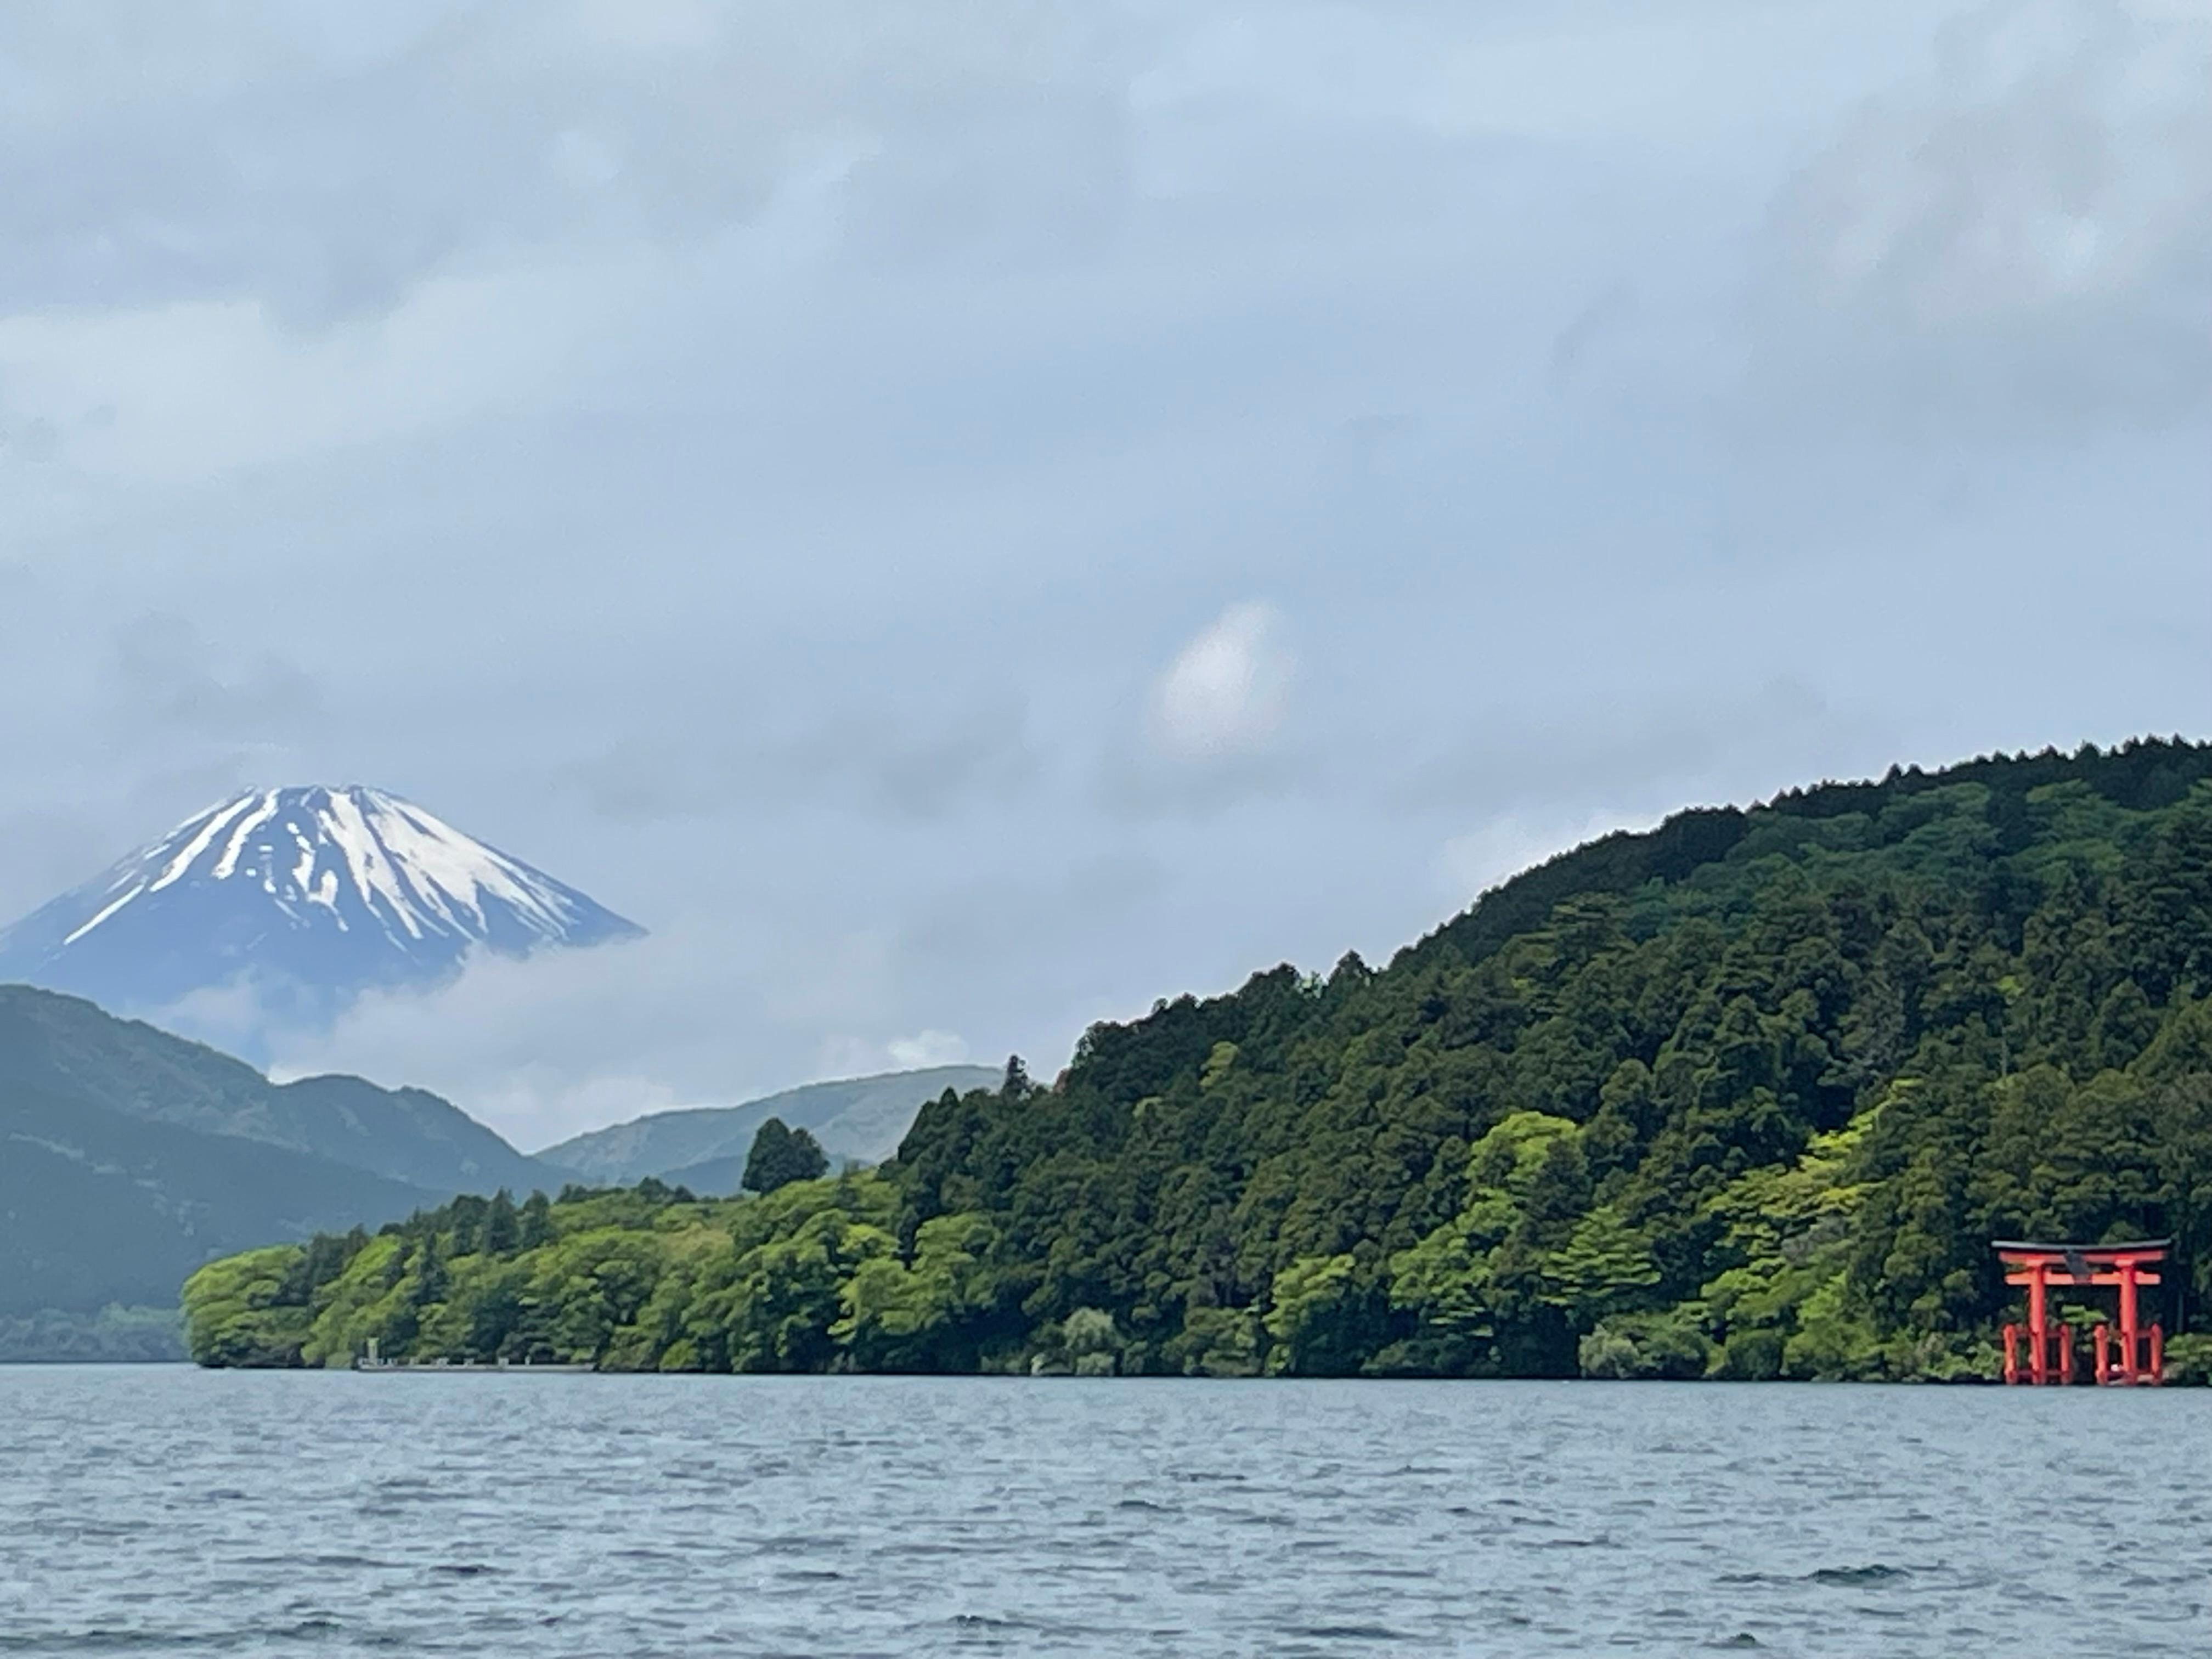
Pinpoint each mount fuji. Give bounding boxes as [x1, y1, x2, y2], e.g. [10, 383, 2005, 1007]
[0, 786, 643, 1026]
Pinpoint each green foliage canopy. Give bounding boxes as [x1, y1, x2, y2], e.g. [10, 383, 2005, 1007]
[742, 1117, 830, 1195]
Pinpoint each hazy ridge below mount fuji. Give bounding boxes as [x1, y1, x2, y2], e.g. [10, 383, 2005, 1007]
[538, 1065, 1005, 1189]
[0, 984, 556, 1201]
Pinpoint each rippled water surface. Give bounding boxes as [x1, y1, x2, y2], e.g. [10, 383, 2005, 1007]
[2, 1368, 2208, 1656]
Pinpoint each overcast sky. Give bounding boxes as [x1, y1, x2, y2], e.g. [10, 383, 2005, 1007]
[1, 0, 2206, 1148]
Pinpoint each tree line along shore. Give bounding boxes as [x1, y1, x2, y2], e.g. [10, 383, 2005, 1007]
[185, 740, 2212, 1381]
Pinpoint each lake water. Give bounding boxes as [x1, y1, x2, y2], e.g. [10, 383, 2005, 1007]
[1, 1368, 2206, 1657]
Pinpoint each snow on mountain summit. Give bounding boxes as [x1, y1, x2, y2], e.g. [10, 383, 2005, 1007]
[63, 785, 618, 950]
[0, 786, 643, 1023]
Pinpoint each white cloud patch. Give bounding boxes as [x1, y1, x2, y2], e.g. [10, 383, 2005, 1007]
[1147, 601, 1294, 761]
[259, 919, 905, 1150]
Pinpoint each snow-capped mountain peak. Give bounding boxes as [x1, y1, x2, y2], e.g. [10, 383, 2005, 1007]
[0, 786, 642, 1027]
[74, 785, 602, 950]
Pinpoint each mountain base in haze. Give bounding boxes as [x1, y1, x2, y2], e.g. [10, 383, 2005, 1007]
[0, 1306, 187, 1364]
[538, 1065, 1004, 1183]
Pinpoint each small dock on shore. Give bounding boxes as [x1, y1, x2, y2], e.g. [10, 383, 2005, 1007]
[353, 1339, 592, 1373]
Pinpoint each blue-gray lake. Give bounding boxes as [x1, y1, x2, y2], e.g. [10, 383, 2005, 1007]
[2, 1367, 2206, 1656]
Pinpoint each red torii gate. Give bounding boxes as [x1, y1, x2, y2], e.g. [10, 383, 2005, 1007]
[1994, 1240, 2168, 1386]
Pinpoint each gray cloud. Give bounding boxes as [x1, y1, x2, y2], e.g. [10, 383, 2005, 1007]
[1393, 678, 1890, 819]
[1753, 0, 2212, 436]
[1548, 285, 1637, 388]
[105, 613, 324, 743]
[1096, 744, 1316, 822]
[0, 805, 112, 917]
[0, 2, 1142, 325]
[562, 695, 1037, 825]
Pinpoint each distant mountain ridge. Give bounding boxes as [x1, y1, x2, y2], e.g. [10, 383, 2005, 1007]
[539, 1065, 1003, 1189]
[0, 985, 552, 1195]
[0, 984, 569, 1315]
[0, 785, 641, 1029]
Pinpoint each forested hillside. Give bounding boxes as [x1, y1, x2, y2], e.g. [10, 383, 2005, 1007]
[186, 740, 2212, 1381]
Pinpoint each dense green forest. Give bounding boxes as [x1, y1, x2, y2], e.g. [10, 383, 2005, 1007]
[185, 740, 2212, 1381]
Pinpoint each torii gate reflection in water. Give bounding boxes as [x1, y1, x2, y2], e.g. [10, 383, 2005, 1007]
[1994, 1240, 2169, 1386]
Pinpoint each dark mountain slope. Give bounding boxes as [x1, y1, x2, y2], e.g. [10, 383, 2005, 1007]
[1, 1083, 433, 1315]
[0, 985, 551, 1194]
[1404, 736, 2209, 977]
